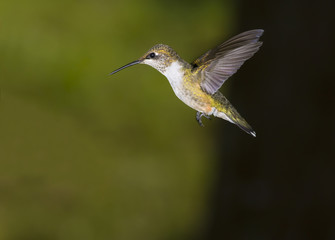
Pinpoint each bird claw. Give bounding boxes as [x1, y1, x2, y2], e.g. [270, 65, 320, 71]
[196, 112, 211, 127]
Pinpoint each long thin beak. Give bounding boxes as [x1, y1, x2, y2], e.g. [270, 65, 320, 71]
[109, 60, 141, 75]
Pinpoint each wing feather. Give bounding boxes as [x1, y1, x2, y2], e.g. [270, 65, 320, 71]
[192, 29, 264, 95]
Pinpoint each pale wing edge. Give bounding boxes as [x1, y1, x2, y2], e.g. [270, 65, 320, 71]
[192, 29, 264, 67]
[200, 42, 263, 95]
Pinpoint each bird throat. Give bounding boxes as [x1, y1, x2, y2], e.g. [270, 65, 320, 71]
[162, 61, 185, 90]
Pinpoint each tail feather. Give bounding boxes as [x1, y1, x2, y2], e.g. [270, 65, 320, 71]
[212, 92, 256, 137]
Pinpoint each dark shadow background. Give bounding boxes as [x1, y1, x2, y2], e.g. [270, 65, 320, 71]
[204, 0, 335, 239]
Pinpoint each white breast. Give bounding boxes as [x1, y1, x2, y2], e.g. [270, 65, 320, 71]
[162, 61, 184, 96]
[162, 61, 209, 113]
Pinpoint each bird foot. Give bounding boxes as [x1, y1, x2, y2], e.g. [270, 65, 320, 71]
[196, 112, 211, 127]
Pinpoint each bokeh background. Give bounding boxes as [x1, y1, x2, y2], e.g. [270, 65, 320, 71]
[0, 0, 334, 239]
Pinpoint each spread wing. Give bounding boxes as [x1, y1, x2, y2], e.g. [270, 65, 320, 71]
[192, 29, 264, 95]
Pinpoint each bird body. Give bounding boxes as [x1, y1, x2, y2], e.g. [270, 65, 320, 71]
[110, 30, 264, 137]
[161, 59, 254, 136]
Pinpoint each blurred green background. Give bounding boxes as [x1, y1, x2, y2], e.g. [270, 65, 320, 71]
[0, 0, 234, 239]
[1, 0, 334, 239]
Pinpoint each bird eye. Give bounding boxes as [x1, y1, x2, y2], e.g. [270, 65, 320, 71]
[148, 52, 156, 59]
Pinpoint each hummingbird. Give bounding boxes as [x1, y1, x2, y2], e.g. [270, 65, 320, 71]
[110, 29, 263, 137]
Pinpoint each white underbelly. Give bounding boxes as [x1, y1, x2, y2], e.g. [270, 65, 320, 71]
[163, 61, 211, 113]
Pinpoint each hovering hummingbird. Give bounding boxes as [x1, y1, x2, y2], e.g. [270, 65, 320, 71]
[110, 29, 263, 137]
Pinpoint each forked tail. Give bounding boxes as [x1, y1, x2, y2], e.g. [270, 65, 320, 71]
[212, 92, 256, 137]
